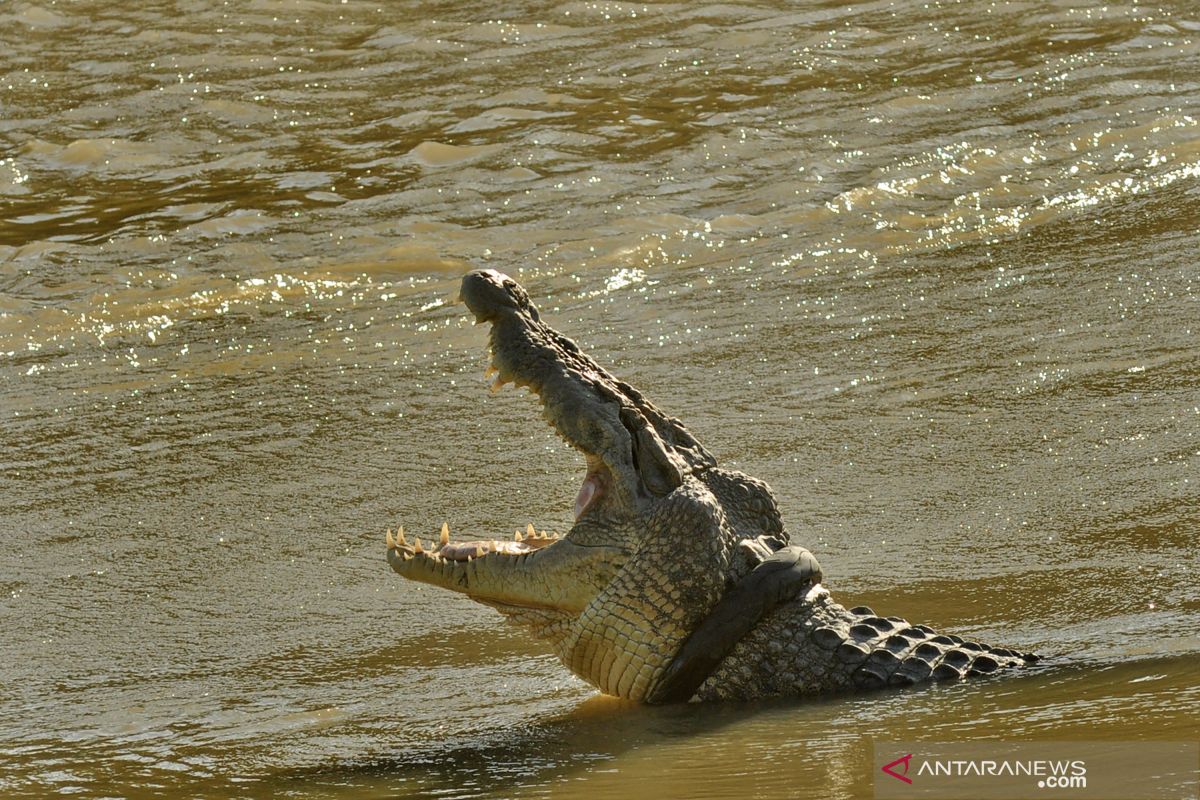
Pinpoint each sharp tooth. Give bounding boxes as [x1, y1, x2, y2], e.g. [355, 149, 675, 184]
[397, 526, 407, 546]
[514, 530, 522, 541]
[475, 544, 487, 557]
[441, 522, 450, 546]
[414, 537, 424, 554]
[386, 528, 395, 549]
[527, 523, 536, 538]
[402, 552, 414, 561]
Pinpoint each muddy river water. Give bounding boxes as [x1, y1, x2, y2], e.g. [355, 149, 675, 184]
[2, 0, 1198, 797]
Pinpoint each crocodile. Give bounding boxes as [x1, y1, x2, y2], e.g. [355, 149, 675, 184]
[387, 269, 1038, 703]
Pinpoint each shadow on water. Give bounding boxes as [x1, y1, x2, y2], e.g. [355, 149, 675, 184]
[275, 689, 857, 799]
[271, 651, 1197, 800]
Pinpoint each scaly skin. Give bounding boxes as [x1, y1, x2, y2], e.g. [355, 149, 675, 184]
[388, 270, 1037, 702]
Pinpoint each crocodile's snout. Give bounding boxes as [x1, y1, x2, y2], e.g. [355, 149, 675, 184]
[460, 269, 538, 324]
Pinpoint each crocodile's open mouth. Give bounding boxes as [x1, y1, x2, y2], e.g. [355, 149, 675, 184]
[481, 340, 613, 526]
[386, 269, 622, 574]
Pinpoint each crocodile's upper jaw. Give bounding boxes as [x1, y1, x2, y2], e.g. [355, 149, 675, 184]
[459, 268, 713, 514]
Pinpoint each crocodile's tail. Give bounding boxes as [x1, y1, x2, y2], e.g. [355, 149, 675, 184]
[815, 604, 1040, 690]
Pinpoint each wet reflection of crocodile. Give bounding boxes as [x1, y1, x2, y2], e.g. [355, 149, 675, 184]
[388, 270, 1039, 703]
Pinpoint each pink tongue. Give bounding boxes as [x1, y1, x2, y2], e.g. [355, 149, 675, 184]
[574, 475, 600, 520]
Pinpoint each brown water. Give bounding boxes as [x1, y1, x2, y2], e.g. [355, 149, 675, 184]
[2, 1, 1198, 797]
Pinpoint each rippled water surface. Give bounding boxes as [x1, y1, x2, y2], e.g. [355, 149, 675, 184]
[2, 0, 1198, 797]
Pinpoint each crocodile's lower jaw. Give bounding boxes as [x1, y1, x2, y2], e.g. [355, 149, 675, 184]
[387, 522, 560, 563]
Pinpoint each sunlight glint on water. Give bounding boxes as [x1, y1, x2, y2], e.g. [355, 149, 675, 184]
[1, 1, 1198, 797]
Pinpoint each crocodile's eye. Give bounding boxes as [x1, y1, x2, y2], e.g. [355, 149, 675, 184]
[502, 278, 527, 303]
